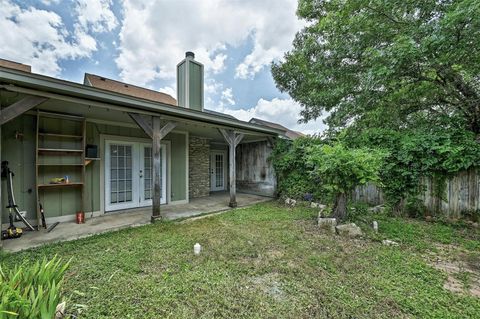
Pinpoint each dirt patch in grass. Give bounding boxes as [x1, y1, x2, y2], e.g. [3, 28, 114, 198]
[426, 243, 480, 297]
[250, 272, 285, 301]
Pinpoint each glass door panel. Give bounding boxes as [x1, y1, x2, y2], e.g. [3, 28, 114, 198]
[139, 143, 166, 206]
[105, 142, 138, 211]
[210, 151, 226, 191]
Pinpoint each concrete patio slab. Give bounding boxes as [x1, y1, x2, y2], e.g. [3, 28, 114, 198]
[2, 192, 272, 253]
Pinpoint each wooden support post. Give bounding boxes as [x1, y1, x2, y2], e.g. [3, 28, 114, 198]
[128, 113, 153, 138]
[149, 117, 177, 223]
[219, 129, 244, 207]
[129, 113, 177, 222]
[152, 116, 161, 222]
[0, 95, 48, 125]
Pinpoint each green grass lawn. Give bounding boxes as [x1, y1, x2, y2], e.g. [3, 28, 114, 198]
[2, 202, 480, 318]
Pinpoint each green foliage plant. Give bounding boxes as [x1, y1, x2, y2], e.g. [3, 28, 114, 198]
[306, 143, 385, 220]
[270, 136, 325, 201]
[0, 255, 70, 319]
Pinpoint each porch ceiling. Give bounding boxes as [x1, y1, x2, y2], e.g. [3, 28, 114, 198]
[0, 93, 272, 143]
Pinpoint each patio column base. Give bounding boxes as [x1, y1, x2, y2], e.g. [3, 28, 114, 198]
[229, 201, 237, 208]
[151, 215, 162, 223]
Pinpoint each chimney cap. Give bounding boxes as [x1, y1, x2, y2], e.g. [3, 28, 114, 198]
[185, 51, 195, 59]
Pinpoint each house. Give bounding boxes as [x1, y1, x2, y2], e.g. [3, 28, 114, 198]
[249, 118, 304, 140]
[0, 52, 285, 250]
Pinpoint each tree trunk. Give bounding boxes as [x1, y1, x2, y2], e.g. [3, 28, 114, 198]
[393, 198, 405, 216]
[332, 192, 347, 221]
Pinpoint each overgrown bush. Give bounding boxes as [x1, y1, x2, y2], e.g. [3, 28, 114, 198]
[270, 136, 326, 201]
[306, 143, 385, 220]
[345, 127, 480, 214]
[271, 125, 480, 218]
[0, 255, 70, 319]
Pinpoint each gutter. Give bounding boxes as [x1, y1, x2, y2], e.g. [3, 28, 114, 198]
[0, 67, 285, 136]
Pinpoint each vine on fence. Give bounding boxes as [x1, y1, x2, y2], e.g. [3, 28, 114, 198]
[271, 127, 480, 217]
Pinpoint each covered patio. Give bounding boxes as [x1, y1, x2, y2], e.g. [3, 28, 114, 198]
[2, 192, 272, 252]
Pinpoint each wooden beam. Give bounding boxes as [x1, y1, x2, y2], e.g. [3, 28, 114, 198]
[219, 129, 244, 207]
[234, 133, 244, 147]
[266, 136, 275, 148]
[159, 121, 177, 139]
[219, 128, 231, 144]
[0, 96, 48, 125]
[151, 118, 177, 223]
[152, 116, 161, 222]
[128, 113, 152, 138]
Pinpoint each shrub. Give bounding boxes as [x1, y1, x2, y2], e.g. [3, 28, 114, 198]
[0, 255, 70, 319]
[270, 136, 326, 201]
[306, 143, 385, 220]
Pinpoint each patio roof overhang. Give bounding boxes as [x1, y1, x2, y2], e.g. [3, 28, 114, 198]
[0, 67, 285, 136]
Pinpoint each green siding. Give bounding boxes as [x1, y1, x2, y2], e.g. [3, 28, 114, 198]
[1, 115, 37, 222]
[169, 133, 187, 201]
[188, 62, 203, 111]
[1, 115, 188, 223]
[177, 62, 186, 107]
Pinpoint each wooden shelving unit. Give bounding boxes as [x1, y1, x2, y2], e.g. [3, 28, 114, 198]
[85, 157, 100, 166]
[36, 111, 86, 227]
[38, 148, 84, 153]
[38, 133, 83, 139]
[38, 182, 84, 188]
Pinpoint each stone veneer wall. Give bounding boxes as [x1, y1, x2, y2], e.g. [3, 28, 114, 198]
[189, 136, 210, 198]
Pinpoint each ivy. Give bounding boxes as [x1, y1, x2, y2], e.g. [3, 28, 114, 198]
[271, 126, 480, 216]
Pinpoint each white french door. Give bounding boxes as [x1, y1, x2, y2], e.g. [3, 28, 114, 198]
[139, 143, 166, 207]
[210, 151, 227, 191]
[105, 140, 166, 212]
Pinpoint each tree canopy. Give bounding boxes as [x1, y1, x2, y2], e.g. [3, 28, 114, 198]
[272, 0, 480, 134]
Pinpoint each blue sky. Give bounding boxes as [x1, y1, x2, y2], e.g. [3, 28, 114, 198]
[0, 0, 326, 134]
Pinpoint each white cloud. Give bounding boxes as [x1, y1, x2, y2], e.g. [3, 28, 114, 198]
[216, 98, 327, 135]
[219, 88, 235, 107]
[0, 0, 98, 76]
[75, 0, 118, 33]
[158, 85, 176, 98]
[41, 0, 60, 5]
[116, 0, 303, 85]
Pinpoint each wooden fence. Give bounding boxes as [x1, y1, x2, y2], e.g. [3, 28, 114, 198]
[353, 168, 480, 217]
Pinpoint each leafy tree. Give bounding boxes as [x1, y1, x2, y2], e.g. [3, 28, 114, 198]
[306, 143, 384, 220]
[272, 0, 480, 134]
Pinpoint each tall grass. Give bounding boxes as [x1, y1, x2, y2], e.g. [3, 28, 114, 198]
[0, 255, 70, 319]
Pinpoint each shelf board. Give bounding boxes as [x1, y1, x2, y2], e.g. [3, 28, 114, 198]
[37, 163, 84, 166]
[38, 133, 83, 139]
[38, 182, 83, 188]
[37, 111, 84, 121]
[85, 158, 101, 166]
[38, 148, 84, 154]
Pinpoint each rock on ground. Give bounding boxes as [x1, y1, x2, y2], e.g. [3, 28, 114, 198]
[318, 217, 337, 234]
[310, 202, 326, 210]
[382, 239, 399, 246]
[285, 198, 297, 207]
[335, 223, 363, 238]
[368, 205, 385, 213]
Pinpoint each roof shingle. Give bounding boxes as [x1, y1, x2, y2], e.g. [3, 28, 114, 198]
[84, 73, 177, 106]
